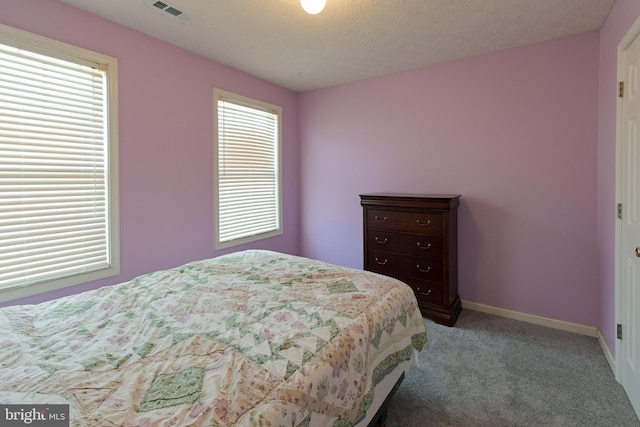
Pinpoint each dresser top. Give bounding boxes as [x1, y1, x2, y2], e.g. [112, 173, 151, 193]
[360, 193, 461, 200]
[360, 193, 461, 209]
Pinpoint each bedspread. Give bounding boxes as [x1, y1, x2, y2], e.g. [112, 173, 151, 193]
[0, 250, 426, 426]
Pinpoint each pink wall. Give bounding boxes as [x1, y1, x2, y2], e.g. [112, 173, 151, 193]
[299, 32, 601, 327]
[1, 0, 299, 306]
[597, 0, 640, 354]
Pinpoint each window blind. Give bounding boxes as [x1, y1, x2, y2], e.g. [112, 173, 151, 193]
[0, 41, 110, 292]
[217, 97, 280, 244]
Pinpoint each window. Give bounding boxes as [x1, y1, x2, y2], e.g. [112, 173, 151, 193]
[0, 24, 119, 303]
[214, 89, 282, 249]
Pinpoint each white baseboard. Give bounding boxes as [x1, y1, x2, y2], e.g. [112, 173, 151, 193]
[597, 329, 616, 373]
[461, 300, 597, 335]
[461, 300, 616, 373]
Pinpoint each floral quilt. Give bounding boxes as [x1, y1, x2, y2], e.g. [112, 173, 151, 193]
[0, 250, 426, 426]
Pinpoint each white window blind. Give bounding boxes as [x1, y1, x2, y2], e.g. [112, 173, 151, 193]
[215, 90, 282, 247]
[0, 30, 118, 298]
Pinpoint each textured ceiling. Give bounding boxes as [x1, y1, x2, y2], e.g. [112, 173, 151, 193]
[59, 0, 615, 92]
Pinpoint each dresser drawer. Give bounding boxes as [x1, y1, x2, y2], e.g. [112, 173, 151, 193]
[366, 209, 442, 235]
[366, 250, 442, 283]
[367, 231, 442, 259]
[401, 278, 444, 307]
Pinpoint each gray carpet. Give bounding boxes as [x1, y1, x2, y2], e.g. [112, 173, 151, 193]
[386, 309, 640, 427]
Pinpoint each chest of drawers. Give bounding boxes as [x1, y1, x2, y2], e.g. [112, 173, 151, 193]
[360, 193, 461, 326]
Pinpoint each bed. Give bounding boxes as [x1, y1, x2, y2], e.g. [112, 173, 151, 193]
[0, 250, 427, 426]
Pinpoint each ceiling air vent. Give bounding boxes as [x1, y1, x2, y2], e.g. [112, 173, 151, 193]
[147, 0, 194, 23]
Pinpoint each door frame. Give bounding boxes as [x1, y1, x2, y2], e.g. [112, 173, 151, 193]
[615, 14, 640, 384]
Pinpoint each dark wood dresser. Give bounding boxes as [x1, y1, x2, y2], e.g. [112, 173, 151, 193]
[360, 193, 461, 326]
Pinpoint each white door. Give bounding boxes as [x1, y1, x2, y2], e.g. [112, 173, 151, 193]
[618, 19, 640, 419]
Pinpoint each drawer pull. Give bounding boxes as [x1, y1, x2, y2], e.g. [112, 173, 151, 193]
[416, 242, 432, 250]
[416, 287, 432, 297]
[374, 237, 388, 244]
[374, 215, 388, 223]
[416, 265, 431, 273]
[416, 219, 432, 226]
[375, 257, 388, 265]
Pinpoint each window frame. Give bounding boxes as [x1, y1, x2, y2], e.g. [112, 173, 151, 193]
[0, 24, 120, 303]
[213, 88, 283, 249]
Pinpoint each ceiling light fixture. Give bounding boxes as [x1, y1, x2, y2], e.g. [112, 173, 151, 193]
[301, 0, 326, 15]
